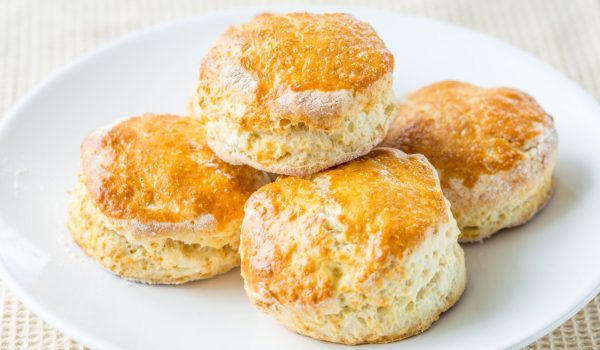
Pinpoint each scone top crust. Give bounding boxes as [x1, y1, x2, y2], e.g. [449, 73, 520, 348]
[383, 81, 555, 188]
[241, 148, 447, 306]
[80, 114, 269, 236]
[198, 12, 394, 131]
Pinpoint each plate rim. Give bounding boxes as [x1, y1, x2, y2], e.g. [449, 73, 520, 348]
[0, 5, 599, 350]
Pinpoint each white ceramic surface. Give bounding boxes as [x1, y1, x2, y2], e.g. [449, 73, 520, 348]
[0, 6, 599, 350]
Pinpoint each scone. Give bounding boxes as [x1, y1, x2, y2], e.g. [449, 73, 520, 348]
[382, 81, 558, 242]
[240, 148, 466, 345]
[67, 114, 270, 284]
[191, 12, 396, 176]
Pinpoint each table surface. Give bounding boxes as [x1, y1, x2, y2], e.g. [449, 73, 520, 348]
[1, 0, 599, 349]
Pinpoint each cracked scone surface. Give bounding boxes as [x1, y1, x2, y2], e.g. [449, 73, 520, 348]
[240, 148, 466, 345]
[192, 12, 396, 176]
[67, 114, 270, 284]
[382, 81, 558, 241]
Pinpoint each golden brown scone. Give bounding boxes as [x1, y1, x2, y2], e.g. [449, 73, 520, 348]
[382, 81, 558, 242]
[67, 114, 270, 284]
[240, 148, 466, 345]
[190, 12, 396, 176]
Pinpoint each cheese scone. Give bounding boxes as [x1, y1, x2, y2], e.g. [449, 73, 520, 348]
[240, 148, 466, 344]
[191, 12, 396, 176]
[383, 81, 558, 242]
[67, 114, 270, 284]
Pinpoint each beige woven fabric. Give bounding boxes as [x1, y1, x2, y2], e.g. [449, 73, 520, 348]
[0, 0, 599, 349]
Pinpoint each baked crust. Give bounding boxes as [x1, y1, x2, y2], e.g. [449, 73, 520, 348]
[80, 114, 270, 241]
[196, 12, 394, 132]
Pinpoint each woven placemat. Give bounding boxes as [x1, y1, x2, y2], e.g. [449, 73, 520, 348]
[0, 0, 599, 348]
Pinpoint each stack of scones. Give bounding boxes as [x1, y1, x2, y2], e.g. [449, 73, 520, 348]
[67, 12, 558, 345]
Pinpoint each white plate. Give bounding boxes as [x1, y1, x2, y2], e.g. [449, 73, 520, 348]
[1, 5, 599, 350]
